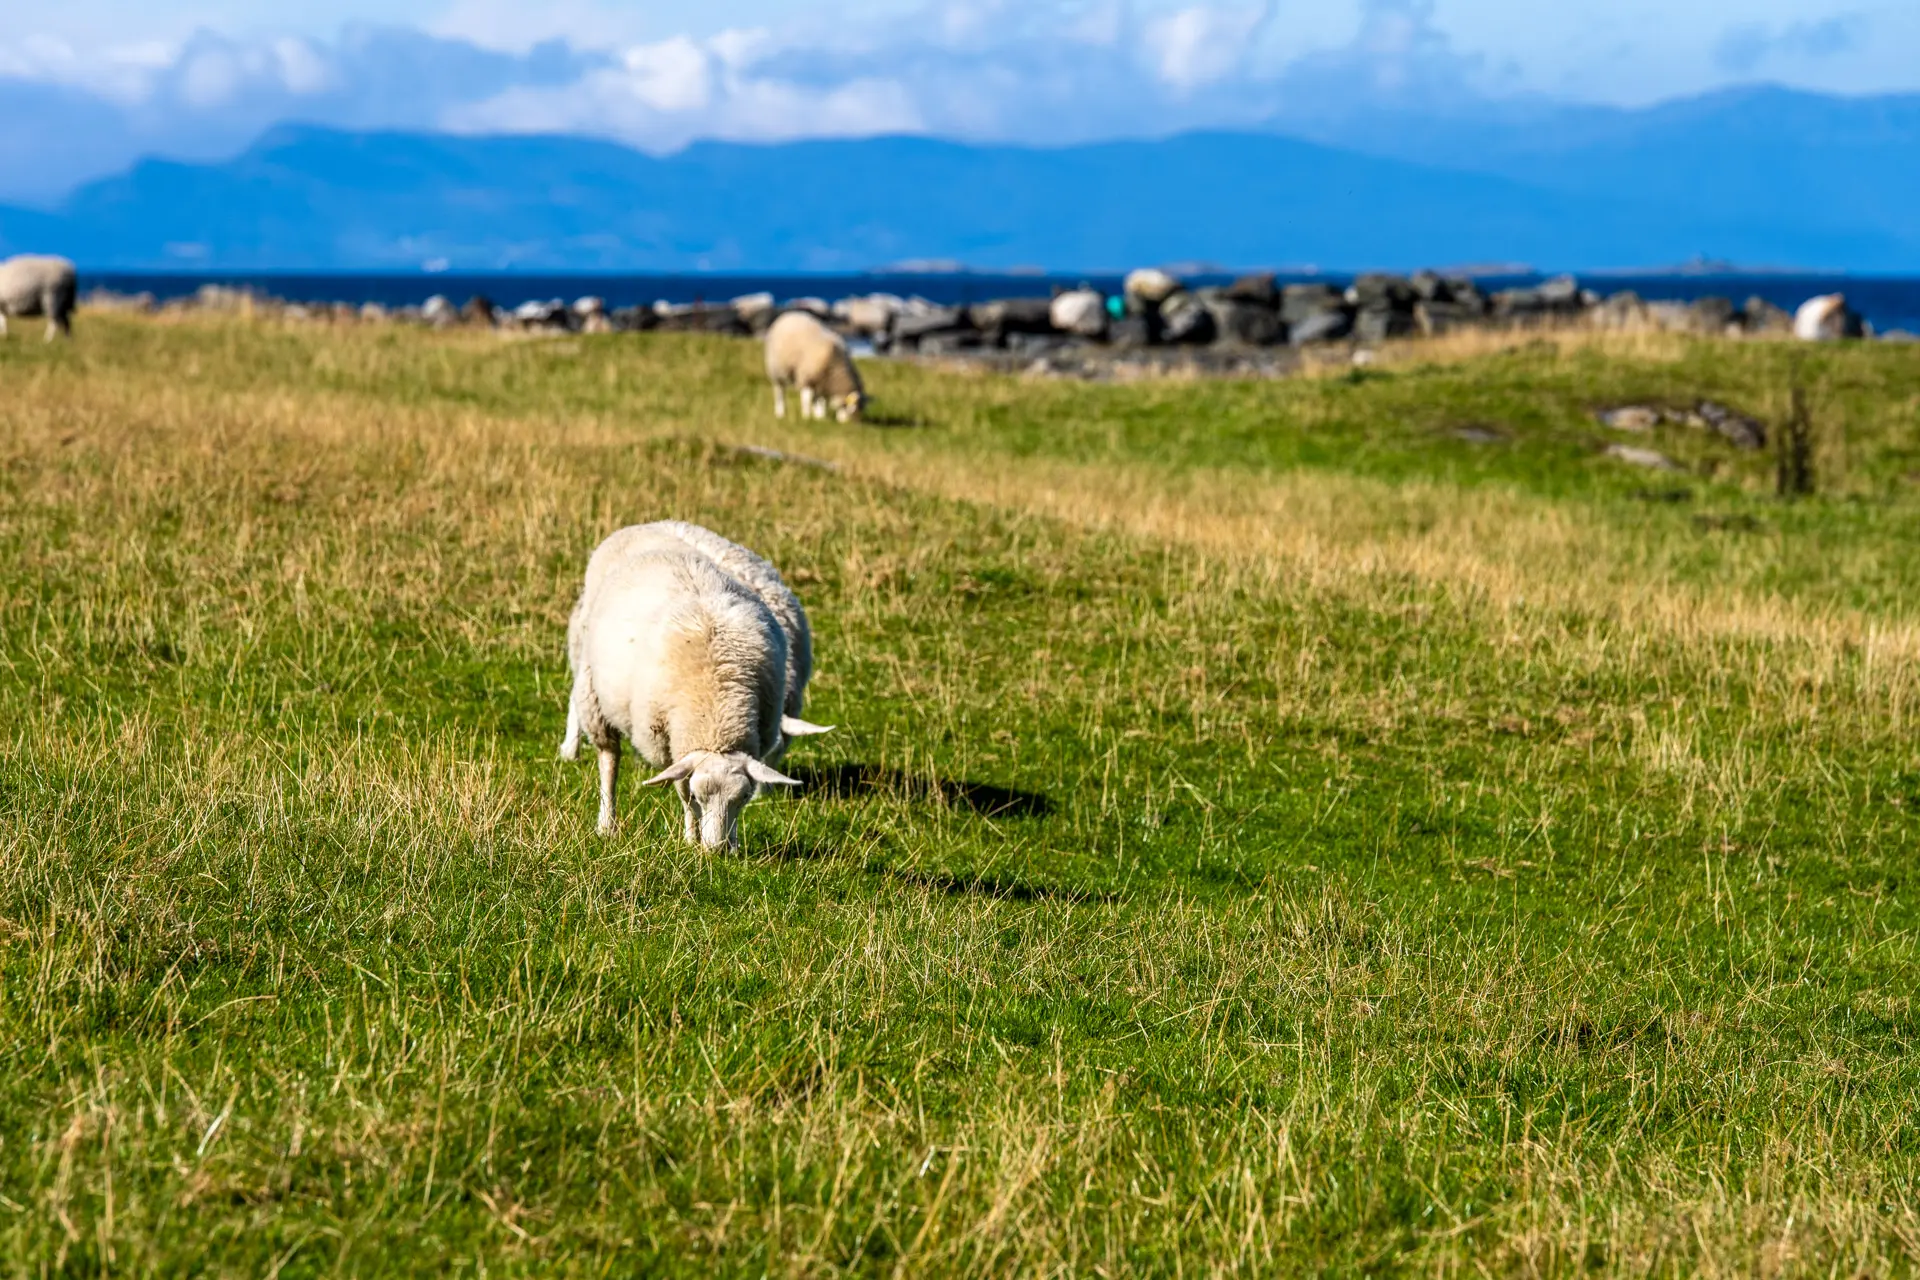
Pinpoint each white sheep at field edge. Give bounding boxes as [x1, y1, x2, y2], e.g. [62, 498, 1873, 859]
[0, 255, 77, 340]
[764, 310, 865, 422]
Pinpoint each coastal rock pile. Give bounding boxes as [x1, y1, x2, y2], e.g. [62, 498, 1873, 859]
[81, 271, 1885, 372]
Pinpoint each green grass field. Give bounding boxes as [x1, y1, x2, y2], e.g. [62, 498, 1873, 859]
[2, 316, 1918, 1276]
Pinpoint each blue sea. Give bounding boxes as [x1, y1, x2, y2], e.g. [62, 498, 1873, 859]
[82, 269, 1920, 336]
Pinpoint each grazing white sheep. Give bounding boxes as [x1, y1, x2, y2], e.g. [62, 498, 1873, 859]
[560, 524, 832, 845]
[1793, 293, 1860, 341]
[764, 310, 865, 423]
[0, 255, 77, 340]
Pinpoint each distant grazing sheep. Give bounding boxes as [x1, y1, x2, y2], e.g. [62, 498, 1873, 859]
[560, 523, 832, 845]
[0, 255, 77, 340]
[765, 310, 865, 422]
[1793, 293, 1863, 341]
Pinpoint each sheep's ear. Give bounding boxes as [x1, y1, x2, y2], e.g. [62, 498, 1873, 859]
[641, 756, 701, 786]
[781, 716, 835, 737]
[746, 760, 803, 787]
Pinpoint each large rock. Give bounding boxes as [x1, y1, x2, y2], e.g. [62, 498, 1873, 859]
[1495, 276, 1587, 324]
[1050, 288, 1110, 339]
[1591, 291, 1651, 331]
[730, 291, 777, 332]
[1281, 283, 1347, 326]
[1793, 293, 1865, 341]
[1222, 272, 1280, 308]
[1741, 296, 1793, 335]
[1414, 300, 1482, 337]
[1355, 308, 1417, 343]
[1124, 268, 1182, 309]
[1696, 401, 1767, 450]
[834, 294, 903, 338]
[1201, 291, 1284, 346]
[1685, 296, 1738, 335]
[611, 306, 656, 332]
[1604, 444, 1684, 472]
[513, 299, 570, 330]
[1108, 314, 1152, 348]
[1348, 273, 1417, 311]
[1536, 275, 1582, 307]
[1157, 291, 1217, 345]
[969, 297, 1053, 342]
[893, 304, 969, 345]
[1288, 308, 1353, 346]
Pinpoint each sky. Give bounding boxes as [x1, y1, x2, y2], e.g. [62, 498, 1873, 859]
[1, 1, 1917, 201]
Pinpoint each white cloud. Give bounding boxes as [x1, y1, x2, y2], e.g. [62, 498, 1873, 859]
[445, 28, 925, 150]
[620, 37, 714, 113]
[2, 0, 1918, 205]
[1144, 4, 1276, 92]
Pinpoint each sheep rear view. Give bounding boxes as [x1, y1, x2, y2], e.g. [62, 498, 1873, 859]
[560, 524, 832, 846]
[764, 310, 865, 423]
[0, 255, 77, 341]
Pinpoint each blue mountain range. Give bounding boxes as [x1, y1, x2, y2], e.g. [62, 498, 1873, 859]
[2, 85, 1915, 273]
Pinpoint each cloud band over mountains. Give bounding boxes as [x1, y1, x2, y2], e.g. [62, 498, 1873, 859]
[2, 0, 1914, 204]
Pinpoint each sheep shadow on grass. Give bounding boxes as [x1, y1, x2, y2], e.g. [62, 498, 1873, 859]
[788, 763, 1054, 819]
[857, 411, 932, 429]
[876, 866, 1115, 905]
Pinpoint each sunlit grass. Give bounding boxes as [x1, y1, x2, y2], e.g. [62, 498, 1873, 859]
[1, 316, 1916, 1275]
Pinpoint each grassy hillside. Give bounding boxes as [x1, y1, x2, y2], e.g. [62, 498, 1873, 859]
[2, 317, 1918, 1276]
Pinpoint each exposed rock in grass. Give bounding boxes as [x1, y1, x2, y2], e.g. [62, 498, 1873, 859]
[1604, 444, 1685, 471]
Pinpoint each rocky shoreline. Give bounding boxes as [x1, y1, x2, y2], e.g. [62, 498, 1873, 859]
[86, 268, 1908, 382]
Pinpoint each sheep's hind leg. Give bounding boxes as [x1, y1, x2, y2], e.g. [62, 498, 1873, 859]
[772, 383, 787, 418]
[596, 744, 621, 835]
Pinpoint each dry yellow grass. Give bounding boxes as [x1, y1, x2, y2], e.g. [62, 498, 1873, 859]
[1, 315, 1916, 1276]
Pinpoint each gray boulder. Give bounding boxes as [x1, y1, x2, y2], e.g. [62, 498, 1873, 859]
[1349, 273, 1417, 311]
[1281, 283, 1347, 325]
[1415, 300, 1483, 336]
[1740, 296, 1793, 335]
[1108, 315, 1152, 348]
[1288, 309, 1353, 346]
[1050, 288, 1110, 339]
[1696, 401, 1767, 450]
[894, 305, 968, 344]
[1355, 308, 1417, 343]
[970, 297, 1053, 343]
[1222, 272, 1280, 308]
[1158, 291, 1217, 345]
[1202, 293, 1284, 346]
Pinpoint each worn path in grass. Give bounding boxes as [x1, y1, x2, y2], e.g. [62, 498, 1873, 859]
[1, 318, 1917, 1275]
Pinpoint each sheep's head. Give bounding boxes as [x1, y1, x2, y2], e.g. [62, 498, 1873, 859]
[833, 391, 865, 423]
[641, 751, 800, 848]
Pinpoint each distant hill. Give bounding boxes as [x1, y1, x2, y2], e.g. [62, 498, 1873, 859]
[3, 103, 1917, 272]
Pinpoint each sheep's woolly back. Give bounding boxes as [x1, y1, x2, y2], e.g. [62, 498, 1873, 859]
[638, 521, 813, 717]
[568, 529, 787, 768]
[0, 255, 77, 315]
[764, 310, 863, 401]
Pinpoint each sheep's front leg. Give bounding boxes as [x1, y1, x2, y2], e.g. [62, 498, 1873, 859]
[674, 779, 699, 844]
[0, 313, 8, 339]
[772, 383, 787, 418]
[596, 745, 620, 835]
[799, 386, 815, 419]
